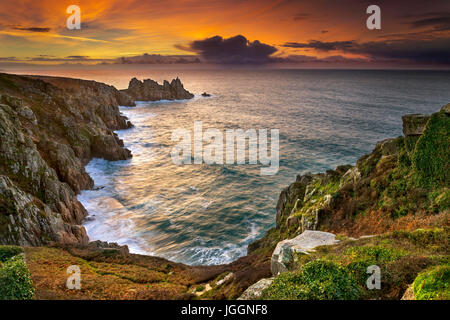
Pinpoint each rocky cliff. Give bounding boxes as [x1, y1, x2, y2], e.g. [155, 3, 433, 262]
[240, 104, 449, 300]
[121, 77, 194, 101]
[0, 73, 193, 247]
[0, 73, 138, 245]
[1, 73, 448, 300]
[249, 104, 449, 255]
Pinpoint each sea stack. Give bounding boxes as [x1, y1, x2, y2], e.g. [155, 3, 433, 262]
[121, 77, 194, 101]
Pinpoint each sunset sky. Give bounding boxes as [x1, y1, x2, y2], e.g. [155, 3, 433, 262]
[0, 0, 449, 67]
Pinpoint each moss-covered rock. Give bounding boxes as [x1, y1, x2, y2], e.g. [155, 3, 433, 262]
[412, 265, 449, 300]
[412, 110, 450, 188]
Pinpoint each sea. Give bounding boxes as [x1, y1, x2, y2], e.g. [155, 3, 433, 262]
[5, 65, 450, 265]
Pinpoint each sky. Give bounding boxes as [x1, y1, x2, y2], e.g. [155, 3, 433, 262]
[0, 0, 449, 68]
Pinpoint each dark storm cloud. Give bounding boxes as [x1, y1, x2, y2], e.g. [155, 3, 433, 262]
[407, 13, 450, 31]
[282, 37, 450, 64]
[282, 40, 356, 51]
[184, 35, 278, 64]
[113, 53, 200, 64]
[279, 54, 366, 64]
[66, 56, 91, 60]
[13, 27, 50, 32]
[352, 39, 450, 64]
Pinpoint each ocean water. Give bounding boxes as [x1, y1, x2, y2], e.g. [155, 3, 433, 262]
[8, 67, 450, 265]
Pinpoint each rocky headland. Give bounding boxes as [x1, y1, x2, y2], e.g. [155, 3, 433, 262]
[0, 72, 448, 300]
[0, 73, 193, 247]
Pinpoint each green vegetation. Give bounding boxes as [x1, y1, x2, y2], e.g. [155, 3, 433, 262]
[196, 285, 205, 292]
[412, 111, 450, 188]
[412, 265, 450, 300]
[262, 260, 361, 300]
[0, 245, 23, 262]
[0, 249, 34, 300]
[262, 228, 449, 300]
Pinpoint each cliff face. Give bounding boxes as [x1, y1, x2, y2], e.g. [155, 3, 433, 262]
[0, 73, 136, 246]
[122, 77, 194, 101]
[249, 104, 449, 254]
[240, 105, 449, 301]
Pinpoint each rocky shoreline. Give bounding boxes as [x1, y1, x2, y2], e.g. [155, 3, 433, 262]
[0, 73, 448, 300]
[0, 73, 193, 246]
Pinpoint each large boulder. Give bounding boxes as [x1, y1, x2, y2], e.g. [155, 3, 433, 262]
[238, 278, 274, 300]
[402, 114, 430, 136]
[271, 230, 339, 275]
[441, 103, 450, 114]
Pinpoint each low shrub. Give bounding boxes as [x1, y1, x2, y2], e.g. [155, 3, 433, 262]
[344, 245, 406, 264]
[0, 245, 23, 262]
[412, 265, 450, 300]
[343, 245, 406, 287]
[392, 228, 447, 247]
[0, 255, 34, 300]
[262, 260, 361, 300]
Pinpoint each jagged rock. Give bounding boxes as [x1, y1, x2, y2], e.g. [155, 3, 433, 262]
[91, 133, 132, 161]
[39, 139, 94, 193]
[216, 272, 234, 286]
[299, 208, 320, 232]
[271, 230, 339, 275]
[0, 73, 137, 246]
[276, 181, 307, 225]
[323, 194, 333, 208]
[340, 167, 361, 189]
[87, 240, 129, 255]
[377, 138, 400, 156]
[286, 215, 300, 227]
[441, 103, 450, 114]
[303, 185, 317, 202]
[0, 175, 88, 245]
[402, 114, 430, 136]
[238, 278, 274, 300]
[122, 77, 194, 101]
[17, 105, 38, 125]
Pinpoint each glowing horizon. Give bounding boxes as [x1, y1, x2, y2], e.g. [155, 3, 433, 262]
[0, 0, 449, 67]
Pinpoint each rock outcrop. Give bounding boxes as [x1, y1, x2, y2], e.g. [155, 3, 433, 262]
[238, 278, 274, 300]
[271, 230, 339, 275]
[122, 77, 194, 101]
[249, 103, 448, 254]
[402, 114, 430, 136]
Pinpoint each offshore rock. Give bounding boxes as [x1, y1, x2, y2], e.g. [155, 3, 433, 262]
[122, 77, 194, 101]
